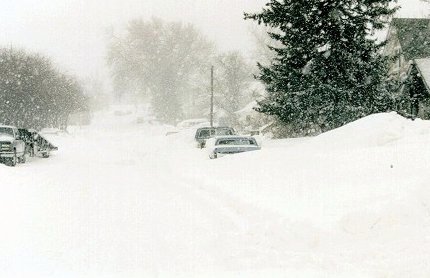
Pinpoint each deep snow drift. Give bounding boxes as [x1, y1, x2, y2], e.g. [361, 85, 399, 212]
[1, 110, 429, 277]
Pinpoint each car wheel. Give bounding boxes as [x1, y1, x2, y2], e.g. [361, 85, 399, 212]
[19, 153, 26, 163]
[8, 151, 17, 167]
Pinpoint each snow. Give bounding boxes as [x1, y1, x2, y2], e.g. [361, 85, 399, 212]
[0, 135, 14, 141]
[1, 110, 430, 277]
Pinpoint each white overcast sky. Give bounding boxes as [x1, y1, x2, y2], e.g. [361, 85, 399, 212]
[0, 0, 428, 79]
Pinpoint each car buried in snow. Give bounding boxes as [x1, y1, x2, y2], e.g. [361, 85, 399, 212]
[0, 125, 26, 166]
[206, 135, 261, 159]
[194, 126, 235, 148]
[177, 118, 209, 129]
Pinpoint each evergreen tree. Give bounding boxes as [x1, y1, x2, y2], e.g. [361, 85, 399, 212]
[245, 0, 398, 135]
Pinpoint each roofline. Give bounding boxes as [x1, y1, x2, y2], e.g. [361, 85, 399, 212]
[383, 23, 397, 56]
[386, 19, 395, 42]
[398, 63, 413, 96]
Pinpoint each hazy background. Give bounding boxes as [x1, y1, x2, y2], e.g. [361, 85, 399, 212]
[0, 0, 428, 79]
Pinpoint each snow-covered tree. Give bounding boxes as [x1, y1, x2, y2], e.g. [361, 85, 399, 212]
[0, 47, 88, 130]
[245, 0, 398, 135]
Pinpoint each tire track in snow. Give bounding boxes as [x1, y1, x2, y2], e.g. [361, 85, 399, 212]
[150, 152, 335, 272]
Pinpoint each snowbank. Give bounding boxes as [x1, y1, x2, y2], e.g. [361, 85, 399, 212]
[167, 112, 430, 276]
[314, 112, 430, 148]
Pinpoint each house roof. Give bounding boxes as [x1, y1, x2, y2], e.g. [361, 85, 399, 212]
[392, 18, 430, 61]
[414, 58, 430, 93]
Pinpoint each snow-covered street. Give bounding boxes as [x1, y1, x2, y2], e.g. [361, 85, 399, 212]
[1, 110, 430, 277]
[2, 0, 430, 277]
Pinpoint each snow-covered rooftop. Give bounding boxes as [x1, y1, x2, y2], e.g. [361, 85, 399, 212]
[414, 58, 430, 91]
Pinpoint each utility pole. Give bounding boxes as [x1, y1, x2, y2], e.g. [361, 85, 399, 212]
[210, 65, 214, 127]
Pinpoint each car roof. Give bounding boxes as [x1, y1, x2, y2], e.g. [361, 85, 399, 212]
[214, 135, 256, 140]
[179, 118, 208, 123]
[196, 126, 234, 130]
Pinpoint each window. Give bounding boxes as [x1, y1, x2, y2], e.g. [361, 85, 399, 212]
[0, 127, 14, 137]
[216, 138, 257, 146]
[199, 129, 211, 137]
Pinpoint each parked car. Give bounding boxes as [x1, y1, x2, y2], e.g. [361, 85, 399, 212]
[39, 127, 64, 136]
[165, 130, 179, 136]
[113, 110, 132, 116]
[207, 135, 261, 159]
[194, 126, 235, 148]
[18, 128, 37, 157]
[33, 132, 58, 158]
[165, 118, 210, 136]
[0, 125, 26, 166]
[177, 118, 209, 129]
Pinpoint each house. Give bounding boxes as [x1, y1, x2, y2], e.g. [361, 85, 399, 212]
[235, 100, 258, 127]
[235, 100, 275, 135]
[400, 58, 430, 119]
[384, 18, 430, 118]
[384, 18, 430, 77]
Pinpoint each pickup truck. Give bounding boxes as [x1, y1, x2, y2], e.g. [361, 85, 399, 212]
[0, 125, 26, 166]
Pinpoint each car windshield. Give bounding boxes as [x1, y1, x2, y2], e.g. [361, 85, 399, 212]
[216, 138, 256, 146]
[0, 127, 14, 137]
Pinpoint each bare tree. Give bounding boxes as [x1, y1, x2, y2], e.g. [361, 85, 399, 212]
[107, 18, 215, 123]
[0, 47, 88, 130]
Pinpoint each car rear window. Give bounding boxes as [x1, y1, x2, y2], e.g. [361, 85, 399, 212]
[216, 138, 256, 146]
[198, 129, 215, 138]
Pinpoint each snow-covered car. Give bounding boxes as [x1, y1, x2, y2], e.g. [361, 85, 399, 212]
[207, 135, 261, 159]
[0, 125, 26, 166]
[136, 116, 145, 124]
[113, 110, 132, 116]
[39, 127, 64, 136]
[194, 126, 235, 148]
[177, 118, 209, 129]
[165, 118, 210, 136]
